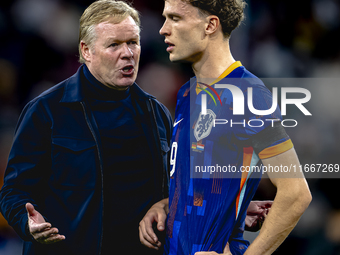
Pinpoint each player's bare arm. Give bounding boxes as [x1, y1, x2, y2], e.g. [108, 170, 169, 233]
[195, 148, 311, 255]
[139, 198, 169, 250]
[243, 147, 312, 255]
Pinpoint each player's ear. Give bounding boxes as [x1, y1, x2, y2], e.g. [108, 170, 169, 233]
[205, 15, 220, 35]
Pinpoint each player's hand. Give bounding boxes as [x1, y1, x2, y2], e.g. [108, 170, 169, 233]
[139, 198, 168, 250]
[245, 200, 272, 232]
[194, 242, 233, 255]
[26, 203, 65, 244]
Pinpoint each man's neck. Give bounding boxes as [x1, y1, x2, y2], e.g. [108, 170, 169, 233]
[192, 39, 235, 81]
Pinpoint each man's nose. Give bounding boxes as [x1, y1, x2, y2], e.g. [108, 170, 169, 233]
[121, 43, 133, 58]
[159, 20, 170, 36]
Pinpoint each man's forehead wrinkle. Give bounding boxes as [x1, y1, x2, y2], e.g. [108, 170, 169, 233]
[97, 20, 139, 30]
[95, 21, 140, 41]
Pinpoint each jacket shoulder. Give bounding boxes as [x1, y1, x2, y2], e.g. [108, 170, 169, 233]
[26, 78, 69, 108]
[151, 97, 172, 121]
[132, 83, 173, 125]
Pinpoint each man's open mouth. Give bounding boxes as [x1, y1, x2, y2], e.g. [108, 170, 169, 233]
[121, 65, 134, 75]
[165, 40, 175, 52]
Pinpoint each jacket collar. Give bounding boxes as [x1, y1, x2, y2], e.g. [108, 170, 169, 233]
[60, 64, 155, 103]
[131, 81, 156, 101]
[60, 65, 85, 103]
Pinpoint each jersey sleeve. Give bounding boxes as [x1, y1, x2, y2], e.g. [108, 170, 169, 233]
[230, 80, 293, 159]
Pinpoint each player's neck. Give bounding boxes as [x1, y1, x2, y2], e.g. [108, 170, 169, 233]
[192, 39, 235, 82]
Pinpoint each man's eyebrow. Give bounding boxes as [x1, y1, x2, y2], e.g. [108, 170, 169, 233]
[104, 35, 139, 44]
[163, 11, 182, 18]
[104, 37, 117, 44]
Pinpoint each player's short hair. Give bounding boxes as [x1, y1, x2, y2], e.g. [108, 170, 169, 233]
[78, 0, 140, 63]
[183, 0, 246, 38]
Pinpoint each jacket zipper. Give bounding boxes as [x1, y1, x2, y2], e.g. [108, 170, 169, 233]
[80, 101, 104, 255]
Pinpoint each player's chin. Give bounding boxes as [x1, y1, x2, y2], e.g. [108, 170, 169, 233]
[169, 54, 181, 63]
[169, 54, 192, 64]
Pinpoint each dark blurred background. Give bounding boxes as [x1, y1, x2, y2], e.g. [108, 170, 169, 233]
[0, 0, 340, 254]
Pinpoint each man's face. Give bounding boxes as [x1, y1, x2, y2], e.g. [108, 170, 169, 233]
[160, 0, 208, 63]
[84, 16, 140, 90]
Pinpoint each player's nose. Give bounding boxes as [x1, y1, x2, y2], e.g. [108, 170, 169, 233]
[159, 20, 171, 36]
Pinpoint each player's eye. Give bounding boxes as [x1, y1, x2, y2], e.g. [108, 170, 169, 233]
[169, 15, 180, 21]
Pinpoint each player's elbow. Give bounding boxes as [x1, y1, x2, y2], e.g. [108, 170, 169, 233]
[301, 185, 312, 210]
[292, 182, 312, 215]
[277, 179, 312, 216]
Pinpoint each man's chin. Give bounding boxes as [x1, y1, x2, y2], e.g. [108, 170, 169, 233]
[169, 54, 190, 64]
[169, 53, 192, 64]
[118, 76, 137, 87]
[106, 78, 135, 91]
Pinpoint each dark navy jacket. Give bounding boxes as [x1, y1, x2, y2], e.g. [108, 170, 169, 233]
[0, 65, 172, 255]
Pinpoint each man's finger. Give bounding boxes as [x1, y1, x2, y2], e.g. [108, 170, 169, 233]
[139, 225, 159, 250]
[38, 234, 66, 244]
[257, 200, 273, 208]
[26, 203, 36, 217]
[45, 234, 66, 243]
[223, 242, 233, 254]
[30, 223, 52, 234]
[34, 227, 59, 239]
[157, 221, 165, 231]
[144, 215, 159, 243]
[139, 222, 158, 246]
[157, 213, 167, 231]
[223, 242, 230, 253]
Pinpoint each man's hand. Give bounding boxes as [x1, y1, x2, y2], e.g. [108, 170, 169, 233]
[194, 242, 232, 255]
[139, 198, 169, 250]
[26, 203, 65, 244]
[245, 201, 272, 232]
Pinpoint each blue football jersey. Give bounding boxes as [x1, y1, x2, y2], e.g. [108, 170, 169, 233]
[164, 62, 293, 255]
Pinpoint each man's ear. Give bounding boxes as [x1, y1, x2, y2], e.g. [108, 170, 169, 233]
[80, 41, 91, 62]
[205, 15, 220, 35]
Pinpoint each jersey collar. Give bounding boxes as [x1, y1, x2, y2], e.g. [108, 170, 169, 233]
[196, 61, 242, 95]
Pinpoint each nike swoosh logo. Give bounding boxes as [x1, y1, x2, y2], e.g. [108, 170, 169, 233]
[173, 118, 183, 127]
